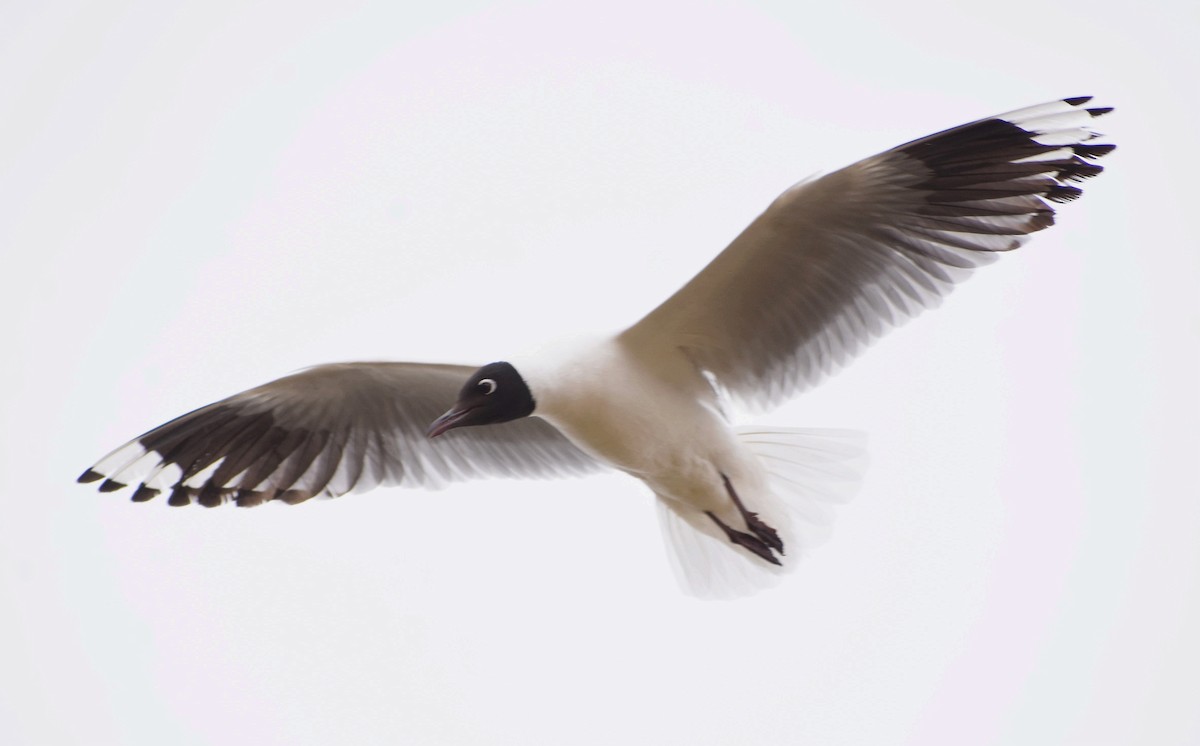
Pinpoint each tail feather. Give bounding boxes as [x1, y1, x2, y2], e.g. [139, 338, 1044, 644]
[656, 426, 868, 599]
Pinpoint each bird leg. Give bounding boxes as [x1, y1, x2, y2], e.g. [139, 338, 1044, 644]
[705, 511, 782, 566]
[721, 473, 784, 555]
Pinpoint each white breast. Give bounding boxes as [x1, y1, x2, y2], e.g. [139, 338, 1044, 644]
[514, 335, 766, 515]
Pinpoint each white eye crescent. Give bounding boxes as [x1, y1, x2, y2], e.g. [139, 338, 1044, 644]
[478, 378, 497, 395]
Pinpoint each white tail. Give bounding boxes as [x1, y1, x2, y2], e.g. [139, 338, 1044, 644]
[656, 426, 868, 598]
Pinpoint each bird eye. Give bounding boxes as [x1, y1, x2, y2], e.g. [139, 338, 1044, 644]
[478, 378, 497, 395]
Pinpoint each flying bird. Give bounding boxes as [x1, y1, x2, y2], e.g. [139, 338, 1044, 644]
[79, 97, 1114, 597]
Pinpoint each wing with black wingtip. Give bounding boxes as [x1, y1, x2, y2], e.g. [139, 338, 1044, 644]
[79, 362, 604, 507]
[622, 97, 1114, 411]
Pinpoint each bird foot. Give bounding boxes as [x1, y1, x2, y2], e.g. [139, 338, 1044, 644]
[721, 474, 784, 555]
[705, 511, 782, 566]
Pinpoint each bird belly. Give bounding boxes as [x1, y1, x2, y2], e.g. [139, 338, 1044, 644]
[543, 388, 765, 516]
[521, 336, 768, 515]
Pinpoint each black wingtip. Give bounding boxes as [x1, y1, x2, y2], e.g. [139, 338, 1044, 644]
[1063, 95, 1093, 107]
[279, 489, 313, 505]
[1074, 143, 1117, 160]
[235, 490, 268, 507]
[1046, 184, 1084, 203]
[197, 483, 225, 508]
[131, 484, 161, 503]
[99, 479, 127, 493]
[1058, 161, 1105, 183]
[1087, 106, 1114, 118]
[78, 468, 105, 484]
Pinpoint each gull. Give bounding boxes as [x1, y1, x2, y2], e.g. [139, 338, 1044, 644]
[79, 97, 1114, 597]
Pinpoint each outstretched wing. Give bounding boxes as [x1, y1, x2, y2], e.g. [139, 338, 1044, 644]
[621, 97, 1114, 410]
[78, 362, 604, 507]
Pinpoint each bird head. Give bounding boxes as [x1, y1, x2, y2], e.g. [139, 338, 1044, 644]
[426, 362, 535, 438]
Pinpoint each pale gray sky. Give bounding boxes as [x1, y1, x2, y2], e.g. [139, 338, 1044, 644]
[2, 1, 1197, 744]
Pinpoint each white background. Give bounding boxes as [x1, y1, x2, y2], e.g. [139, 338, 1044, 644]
[3, 1, 1197, 744]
